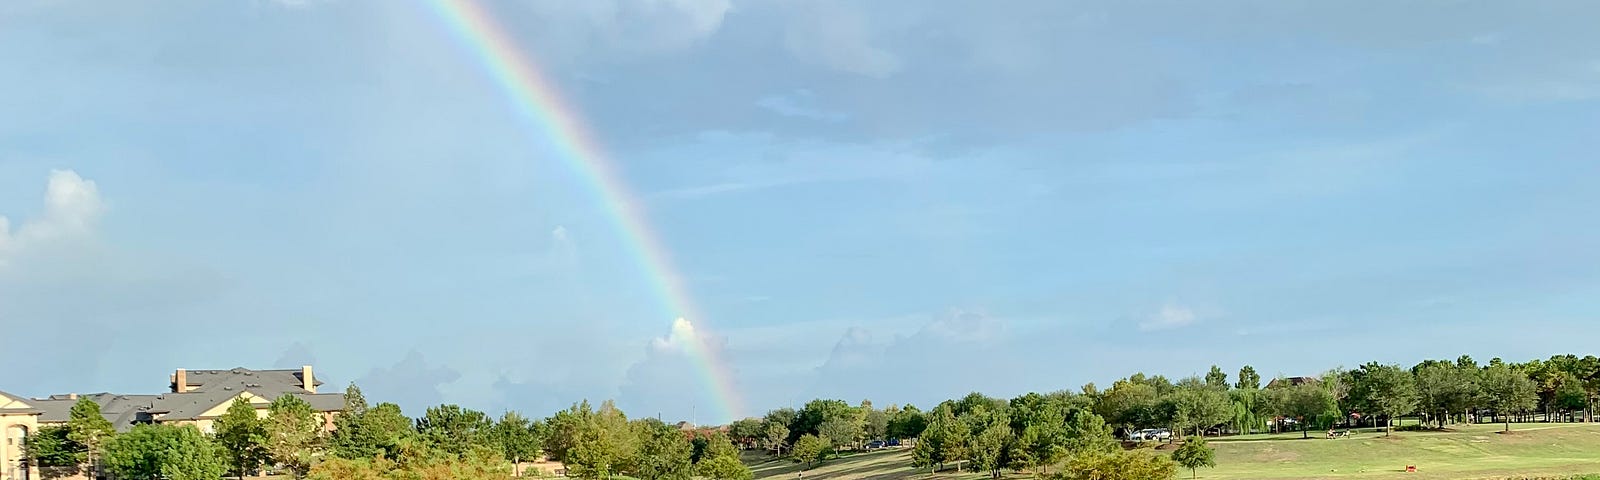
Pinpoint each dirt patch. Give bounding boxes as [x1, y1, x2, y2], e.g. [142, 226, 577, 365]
[1153, 443, 1180, 451]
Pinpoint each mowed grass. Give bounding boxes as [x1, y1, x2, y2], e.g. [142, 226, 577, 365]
[1204, 422, 1600, 480]
[746, 423, 1600, 480]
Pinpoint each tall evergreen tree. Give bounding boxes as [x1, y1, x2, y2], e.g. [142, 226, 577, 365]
[213, 397, 269, 479]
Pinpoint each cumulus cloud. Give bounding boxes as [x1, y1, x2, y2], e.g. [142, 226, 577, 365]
[0, 169, 103, 265]
[273, 342, 319, 369]
[520, 0, 731, 55]
[619, 318, 739, 423]
[1138, 304, 1198, 332]
[355, 351, 463, 414]
[806, 310, 1015, 404]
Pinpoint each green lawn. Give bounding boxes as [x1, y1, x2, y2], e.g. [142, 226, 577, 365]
[746, 423, 1600, 480]
[1201, 422, 1600, 479]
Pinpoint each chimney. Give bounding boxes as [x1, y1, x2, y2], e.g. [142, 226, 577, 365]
[174, 369, 188, 393]
[302, 365, 315, 393]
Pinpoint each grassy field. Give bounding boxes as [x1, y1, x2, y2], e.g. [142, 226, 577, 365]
[747, 423, 1600, 480]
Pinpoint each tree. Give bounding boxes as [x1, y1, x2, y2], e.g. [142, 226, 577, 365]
[544, 401, 594, 463]
[1205, 366, 1229, 390]
[416, 404, 494, 458]
[1414, 361, 1479, 428]
[762, 422, 789, 456]
[1349, 363, 1417, 436]
[1049, 450, 1176, 480]
[1062, 412, 1118, 457]
[729, 418, 765, 448]
[213, 397, 270, 479]
[793, 399, 854, 444]
[1481, 363, 1539, 432]
[863, 408, 890, 442]
[695, 431, 750, 480]
[67, 397, 115, 473]
[632, 419, 692, 480]
[266, 394, 323, 478]
[817, 417, 860, 452]
[1171, 436, 1216, 479]
[492, 411, 540, 475]
[1270, 383, 1336, 439]
[967, 412, 1012, 479]
[102, 424, 228, 480]
[22, 425, 82, 471]
[696, 454, 753, 480]
[887, 405, 927, 441]
[1166, 381, 1232, 437]
[790, 434, 830, 468]
[1236, 366, 1262, 391]
[565, 401, 635, 479]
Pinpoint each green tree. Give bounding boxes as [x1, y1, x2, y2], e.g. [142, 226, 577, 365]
[1171, 436, 1216, 479]
[492, 411, 541, 474]
[1270, 382, 1336, 439]
[1205, 366, 1230, 390]
[1050, 450, 1176, 480]
[543, 401, 594, 463]
[696, 454, 753, 480]
[1481, 363, 1539, 432]
[1236, 366, 1262, 391]
[66, 397, 116, 472]
[1414, 361, 1479, 428]
[887, 405, 927, 441]
[102, 424, 228, 480]
[565, 401, 635, 479]
[632, 419, 693, 480]
[967, 412, 1012, 479]
[762, 422, 789, 456]
[790, 434, 830, 468]
[416, 404, 494, 459]
[265, 394, 323, 478]
[793, 399, 854, 444]
[729, 418, 765, 448]
[817, 417, 860, 452]
[1349, 363, 1417, 436]
[863, 408, 890, 442]
[22, 425, 82, 471]
[1061, 412, 1118, 457]
[213, 397, 270, 479]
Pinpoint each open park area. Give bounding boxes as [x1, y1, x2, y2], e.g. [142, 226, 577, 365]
[747, 423, 1600, 480]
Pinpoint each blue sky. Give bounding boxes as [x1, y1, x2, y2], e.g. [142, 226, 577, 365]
[2, 0, 1598, 425]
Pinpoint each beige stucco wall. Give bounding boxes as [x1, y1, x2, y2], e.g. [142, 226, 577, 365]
[1, 411, 39, 480]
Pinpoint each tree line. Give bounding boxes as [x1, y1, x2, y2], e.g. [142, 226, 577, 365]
[731, 353, 1598, 479]
[23, 385, 752, 480]
[22, 353, 1597, 479]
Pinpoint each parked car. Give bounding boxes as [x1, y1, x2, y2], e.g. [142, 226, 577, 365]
[886, 439, 902, 447]
[1149, 428, 1173, 440]
[866, 440, 886, 449]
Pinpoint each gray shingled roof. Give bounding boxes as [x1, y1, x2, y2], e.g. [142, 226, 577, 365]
[20, 368, 344, 431]
[0, 390, 41, 414]
[181, 368, 323, 391]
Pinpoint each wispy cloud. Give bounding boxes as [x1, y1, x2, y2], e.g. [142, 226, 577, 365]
[756, 90, 849, 122]
[1138, 304, 1198, 332]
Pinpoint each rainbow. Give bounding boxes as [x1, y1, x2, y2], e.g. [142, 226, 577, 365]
[421, 0, 744, 423]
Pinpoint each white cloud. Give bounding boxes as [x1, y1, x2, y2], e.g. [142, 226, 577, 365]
[1138, 304, 1198, 332]
[522, 0, 731, 55]
[782, 2, 901, 77]
[756, 90, 849, 122]
[0, 169, 103, 266]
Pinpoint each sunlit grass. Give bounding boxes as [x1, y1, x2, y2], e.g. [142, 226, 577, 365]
[744, 423, 1600, 480]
